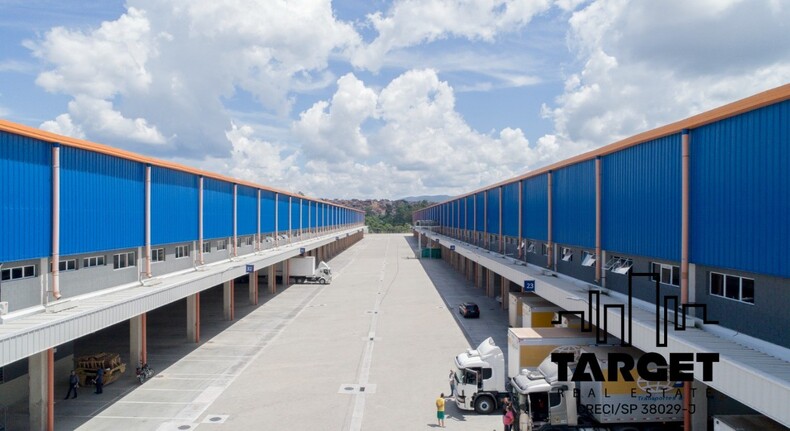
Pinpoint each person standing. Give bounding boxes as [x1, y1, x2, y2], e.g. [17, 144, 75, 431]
[448, 370, 456, 396]
[64, 370, 79, 399]
[503, 405, 515, 431]
[94, 367, 105, 394]
[436, 393, 446, 428]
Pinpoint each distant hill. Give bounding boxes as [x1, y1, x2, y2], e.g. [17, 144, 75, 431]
[326, 198, 432, 233]
[400, 194, 452, 203]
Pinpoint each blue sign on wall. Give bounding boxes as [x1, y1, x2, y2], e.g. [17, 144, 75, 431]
[300, 247, 305, 255]
[246, 264, 254, 273]
[450, 245, 455, 250]
[524, 280, 535, 293]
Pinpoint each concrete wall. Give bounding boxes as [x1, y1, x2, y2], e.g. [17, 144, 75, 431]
[59, 249, 140, 297]
[554, 243, 597, 285]
[150, 242, 195, 277]
[0, 258, 43, 311]
[695, 265, 790, 349]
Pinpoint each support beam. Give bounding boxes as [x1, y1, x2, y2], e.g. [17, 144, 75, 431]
[283, 260, 290, 288]
[487, 269, 495, 298]
[501, 275, 508, 309]
[223, 280, 235, 321]
[249, 270, 258, 305]
[187, 293, 200, 343]
[268, 265, 276, 294]
[29, 348, 54, 431]
[130, 313, 147, 368]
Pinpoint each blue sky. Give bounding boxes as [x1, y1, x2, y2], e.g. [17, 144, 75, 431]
[1, 0, 788, 199]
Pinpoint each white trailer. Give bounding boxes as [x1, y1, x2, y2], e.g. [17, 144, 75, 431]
[289, 256, 332, 284]
[507, 327, 596, 378]
[512, 345, 685, 430]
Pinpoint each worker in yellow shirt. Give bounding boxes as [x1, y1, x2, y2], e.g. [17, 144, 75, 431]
[436, 393, 446, 427]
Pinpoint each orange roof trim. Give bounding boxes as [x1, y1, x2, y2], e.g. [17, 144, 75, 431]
[0, 119, 362, 214]
[420, 83, 790, 211]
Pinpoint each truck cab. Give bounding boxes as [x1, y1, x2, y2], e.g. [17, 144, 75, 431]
[511, 356, 578, 428]
[453, 338, 508, 414]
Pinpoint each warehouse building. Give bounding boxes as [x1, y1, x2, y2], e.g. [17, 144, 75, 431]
[413, 84, 790, 428]
[0, 120, 365, 430]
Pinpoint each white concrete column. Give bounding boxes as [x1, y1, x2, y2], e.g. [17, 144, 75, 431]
[269, 265, 276, 294]
[487, 269, 496, 297]
[283, 260, 290, 287]
[187, 293, 200, 343]
[130, 313, 147, 367]
[223, 280, 234, 321]
[29, 348, 54, 431]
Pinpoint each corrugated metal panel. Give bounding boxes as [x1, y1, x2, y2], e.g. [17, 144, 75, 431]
[290, 197, 300, 230]
[487, 189, 500, 233]
[202, 178, 233, 239]
[318, 203, 324, 227]
[691, 100, 790, 277]
[502, 182, 519, 236]
[276, 194, 289, 231]
[465, 196, 474, 230]
[552, 160, 595, 248]
[151, 166, 198, 245]
[260, 190, 276, 233]
[522, 174, 548, 241]
[61, 146, 144, 254]
[602, 133, 681, 260]
[475, 192, 485, 231]
[301, 199, 309, 229]
[0, 132, 51, 262]
[237, 185, 257, 235]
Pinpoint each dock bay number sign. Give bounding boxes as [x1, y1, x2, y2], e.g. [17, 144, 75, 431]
[523, 280, 535, 293]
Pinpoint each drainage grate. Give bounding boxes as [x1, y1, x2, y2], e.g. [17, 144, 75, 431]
[338, 384, 377, 394]
[178, 426, 191, 430]
[202, 414, 229, 424]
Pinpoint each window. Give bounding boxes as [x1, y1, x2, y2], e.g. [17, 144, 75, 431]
[650, 262, 680, 287]
[1, 264, 36, 281]
[604, 256, 633, 274]
[246, 236, 253, 246]
[237, 237, 244, 247]
[175, 245, 189, 259]
[561, 247, 573, 262]
[709, 272, 754, 304]
[542, 243, 549, 256]
[202, 241, 211, 253]
[151, 248, 165, 262]
[113, 252, 136, 269]
[217, 239, 227, 250]
[82, 256, 105, 268]
[526, 241, 535, 253]
[59, 259, 77, 272]
[581, 251, 596, 267]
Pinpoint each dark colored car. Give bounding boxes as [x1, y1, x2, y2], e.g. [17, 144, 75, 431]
[459, 302, 480, 318]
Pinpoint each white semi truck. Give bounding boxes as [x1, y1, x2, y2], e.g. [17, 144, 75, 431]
[289, 256, 332, 284]
[511, 345, 684, 431]
[453, 340, 685, 430]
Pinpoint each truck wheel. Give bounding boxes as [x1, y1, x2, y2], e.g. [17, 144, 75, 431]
[319, 278, 327, 285]
[473, 395, 495, 415]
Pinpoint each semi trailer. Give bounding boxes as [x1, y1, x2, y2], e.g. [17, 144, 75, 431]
[289, 256, 332, 284]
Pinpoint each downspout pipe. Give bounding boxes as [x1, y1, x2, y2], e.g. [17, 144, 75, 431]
[198, 176, 204, 265]
[547, 170, 553, 269]
[256, 189, 261, 251]
[233, 184, 238, 257]
[51, 144, 61, 300]
[145, 165, 152, 278]
[681, 129, 692, 430]
[595, 157, 602, 282]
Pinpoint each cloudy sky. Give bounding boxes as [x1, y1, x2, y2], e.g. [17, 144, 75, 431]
[1, 1, 788, 199]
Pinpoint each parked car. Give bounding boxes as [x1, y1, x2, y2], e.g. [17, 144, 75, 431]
[459, 302, 480, 318]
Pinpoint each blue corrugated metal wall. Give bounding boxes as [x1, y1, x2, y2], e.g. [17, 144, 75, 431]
[237, 185, 257, 235]
[318, 203, 325, 227]
[276, 194, 289, 231]
[203, 178, 233, 240]
[314, 202, 320, 228]
[502, 182, 519, 236]
[260, 190, 275, 233]
[290, 197, 300, 230]
[61, 147, 144, 255]
[475, 192, 485, 231]
[603, 134, 681, 260]
[553, 161, 595, 248]
[301, 199, 309, 229]
[691, 101, 790, 278]
[522, 174, 548, 241]
[465, 196, 474, 230]
[0, 132, 51, 261]
[151, 166, 198, 245]
[487, 189, 500, 234]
